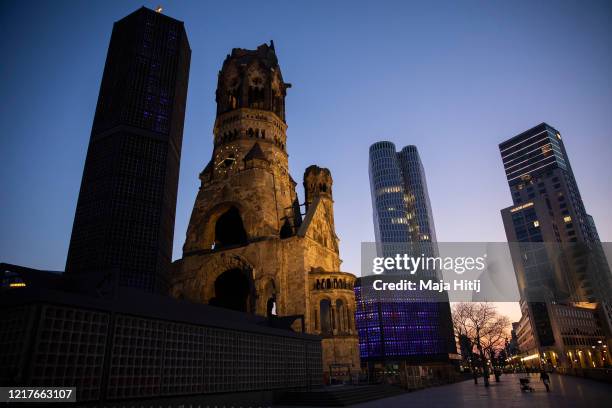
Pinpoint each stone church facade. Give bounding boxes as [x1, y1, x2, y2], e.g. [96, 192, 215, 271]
[171, 42, 360, 376]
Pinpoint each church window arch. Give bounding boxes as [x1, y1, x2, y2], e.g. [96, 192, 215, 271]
[320, 299, 332, 335]
[267, 296, 277, 317]
[214, 207, 247, 248]
[336, 299, 345, 333]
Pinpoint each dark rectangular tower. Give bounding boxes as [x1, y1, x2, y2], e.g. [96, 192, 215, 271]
[500, 123, 611, 303]
[499, 123, 612, 368]
[66, 7, 191, 293]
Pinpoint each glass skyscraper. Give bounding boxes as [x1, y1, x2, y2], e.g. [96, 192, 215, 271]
[368, 143, 436, 249]
[500, 123, 612, 368]
[355, 141, 456, 374]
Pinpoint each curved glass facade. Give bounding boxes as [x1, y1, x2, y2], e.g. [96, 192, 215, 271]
[397, 145, 437, 244]
[369, 142, 411, 247]
[357, 141, 456, 364]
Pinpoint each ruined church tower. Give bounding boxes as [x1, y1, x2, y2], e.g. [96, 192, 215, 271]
[172, 42, 359, 377]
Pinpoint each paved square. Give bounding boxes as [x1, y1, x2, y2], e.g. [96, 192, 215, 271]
[353, 373, 611, 408]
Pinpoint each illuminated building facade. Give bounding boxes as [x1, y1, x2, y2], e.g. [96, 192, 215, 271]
[65, 7, 191, 293]
[355, 142, 456, 376]
[368, 142, 436, 248]
[171, 42, 360, 379]
[500, 123, 612, 368]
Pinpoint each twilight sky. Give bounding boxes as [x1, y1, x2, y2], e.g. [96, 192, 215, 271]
[1, 0, 611, 322]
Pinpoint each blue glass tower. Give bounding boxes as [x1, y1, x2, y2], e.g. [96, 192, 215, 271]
[397, 145, 437, 244]
[355, 142, 456, 373]
[368, 141, 411, 246]
[368, 143, 438, 260]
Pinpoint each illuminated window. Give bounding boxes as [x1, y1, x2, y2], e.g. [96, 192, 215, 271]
[563, 216, 572, 223]
[510, 202, 534, 213]
[377, 186, 401, 195]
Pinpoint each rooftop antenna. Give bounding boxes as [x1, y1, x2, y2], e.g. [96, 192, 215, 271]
[155, 5, 163, 13]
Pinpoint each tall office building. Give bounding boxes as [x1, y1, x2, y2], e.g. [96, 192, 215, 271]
[355, 141, 456, 378]
[500, 123, 612, 368]
[66, 7, 191, 293]
[369, 142, 437, 247]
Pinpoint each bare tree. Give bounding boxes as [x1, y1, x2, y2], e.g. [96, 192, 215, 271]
[452, 303, 474, 370]
[452, 302, 511, 386]
[481, 314, 511, 362]
[452, 303, 470, 339]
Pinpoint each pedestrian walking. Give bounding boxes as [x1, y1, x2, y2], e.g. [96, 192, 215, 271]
[540, 370, 550, 392]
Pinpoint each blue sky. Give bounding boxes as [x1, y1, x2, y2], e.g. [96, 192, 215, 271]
[1, 1, 611, 320]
